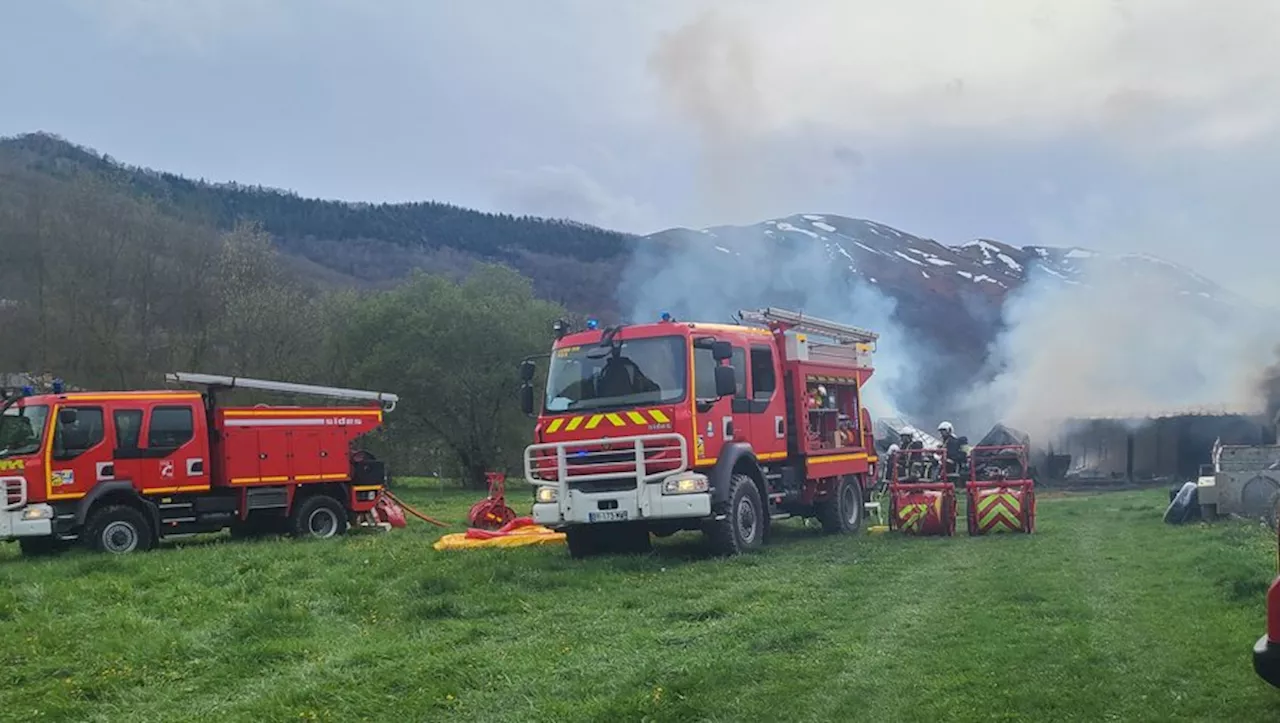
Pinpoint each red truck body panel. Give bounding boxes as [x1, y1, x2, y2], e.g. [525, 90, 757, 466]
[212, 406, 384, 487]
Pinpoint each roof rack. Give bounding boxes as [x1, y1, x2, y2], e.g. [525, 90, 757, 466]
[165, 372, 400, 412]
[738, 307, 879, 346]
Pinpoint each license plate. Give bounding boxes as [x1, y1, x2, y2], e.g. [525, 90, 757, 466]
[588, 510, 628, 523]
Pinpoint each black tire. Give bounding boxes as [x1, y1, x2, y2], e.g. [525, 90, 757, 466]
[705, 473, 765, 555]
[565, 525, 598, 559]
[84, 505, 154, 554]
[817, 475, 864, 534]
[290, 495, 349, 539]
[19, 537, 68, 557]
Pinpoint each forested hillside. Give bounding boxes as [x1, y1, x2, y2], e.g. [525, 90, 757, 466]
[0, 133, 631, 316]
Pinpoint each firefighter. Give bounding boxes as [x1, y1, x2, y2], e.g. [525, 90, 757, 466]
[937, 421, 967, 478]
[895, 426, 924, 478]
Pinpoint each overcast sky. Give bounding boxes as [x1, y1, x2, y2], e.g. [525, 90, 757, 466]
[4, 0, 1279, 301]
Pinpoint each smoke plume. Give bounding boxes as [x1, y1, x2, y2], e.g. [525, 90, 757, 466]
[958, 256, 1280, 443]
[618, 224, 943, 423]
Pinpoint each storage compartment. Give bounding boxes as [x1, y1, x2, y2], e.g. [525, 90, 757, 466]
[803, 375, 862, 453]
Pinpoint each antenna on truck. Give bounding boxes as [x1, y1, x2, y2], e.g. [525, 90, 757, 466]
[165, 372, 400, 412]
[737, 307, 879, 346]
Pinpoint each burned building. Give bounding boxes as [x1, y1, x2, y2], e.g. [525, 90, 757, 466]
[1043, 405, 1275, 484]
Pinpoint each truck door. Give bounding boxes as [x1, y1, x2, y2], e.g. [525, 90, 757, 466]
[691, 338, 743, 467]
[747, 343, 787, 461]
[47, 405, 110, 501]
[110, 408, 145, 489]
[136, 404, 210, 493]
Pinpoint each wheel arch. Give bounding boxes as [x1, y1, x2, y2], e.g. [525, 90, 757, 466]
[75, 481, 159, 533]
[710, 443, 767, 507]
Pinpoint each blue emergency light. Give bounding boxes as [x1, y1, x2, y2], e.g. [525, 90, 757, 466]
[586, 318, 599, 330]
[20, 386, 34, 397]
[52, 378, 63, 394]
[660, 311, 672, 322]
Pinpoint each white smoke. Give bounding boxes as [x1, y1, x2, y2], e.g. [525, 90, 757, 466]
[958, 255, 1280, 443]
[618, 224, 943, 422]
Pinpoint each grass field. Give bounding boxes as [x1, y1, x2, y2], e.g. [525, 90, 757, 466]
[1, 482, 1279, 722]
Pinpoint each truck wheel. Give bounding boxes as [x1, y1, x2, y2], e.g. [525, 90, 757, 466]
[84, 505, 154, 554]
[817, 475, 864, 534]
[565, 525, 599, 559]
[291, 495, 349, 539]
[705, 473, 765, 555]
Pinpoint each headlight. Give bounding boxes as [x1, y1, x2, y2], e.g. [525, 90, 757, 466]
[535, 486, 558, 503]
[662, 475, 709, 495]
[21, 505, 52, 521]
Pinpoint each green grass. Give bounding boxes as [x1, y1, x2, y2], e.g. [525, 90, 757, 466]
[1, 482, 1278, 722]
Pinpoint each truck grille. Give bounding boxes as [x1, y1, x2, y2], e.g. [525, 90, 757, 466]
[524, 433, 688, 486]
[1, 477, 27, 511]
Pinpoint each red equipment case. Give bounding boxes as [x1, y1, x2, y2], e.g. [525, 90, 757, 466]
[887, 448, 956, 536]
[964, 444, 1036, 536]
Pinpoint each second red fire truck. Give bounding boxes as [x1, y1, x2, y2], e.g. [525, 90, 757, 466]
[0, 372, 398, 555]
[520, 307, 879, 557]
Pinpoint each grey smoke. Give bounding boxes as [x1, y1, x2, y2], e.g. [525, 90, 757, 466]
[618, 223, 938, 422]
[958, 256, 1280, 443]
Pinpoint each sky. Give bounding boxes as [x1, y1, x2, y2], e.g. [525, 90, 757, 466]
[3, 0, 1280, 302]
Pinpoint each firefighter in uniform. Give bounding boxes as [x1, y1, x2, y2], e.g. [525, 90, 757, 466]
[937, 421, 967, 481]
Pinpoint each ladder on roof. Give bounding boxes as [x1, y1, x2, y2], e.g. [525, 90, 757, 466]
[165, 372, 400, 412]
[738, 307, 879, 346]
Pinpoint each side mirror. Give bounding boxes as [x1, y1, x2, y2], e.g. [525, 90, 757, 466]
[58, 408, 78, 425]
[520, 384, 535, 416]
[711, 341, 732, 362]
[519, 359, 536, 383]
[714, 365, 736, 398]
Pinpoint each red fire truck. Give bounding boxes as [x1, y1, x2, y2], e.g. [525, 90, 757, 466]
[520, 307, 879, 557]
[0, 372, 398, 555]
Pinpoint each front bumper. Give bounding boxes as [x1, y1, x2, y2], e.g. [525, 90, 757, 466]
[532, 482, 711, 527]
[0, 504, 54, 541]
[1255, 635, 1280, 688]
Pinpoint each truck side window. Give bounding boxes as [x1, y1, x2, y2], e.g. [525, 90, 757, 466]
[114, 409, 143, 451]
[148, 406, 194, 450]
[731, 347, 748, 400]
[693, 347, 717, 400]
[55, 406, 104, 458]
[750, 346, 775, 401]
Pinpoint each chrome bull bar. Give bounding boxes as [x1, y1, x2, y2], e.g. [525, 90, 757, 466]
[524, 433, 688, 486]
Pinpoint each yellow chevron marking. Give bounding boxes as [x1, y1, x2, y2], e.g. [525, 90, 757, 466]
[605, 413, 626, 427]
[980, 505, 1021, 531]
[546, 418, 564, 433]
[900, 503, 928, 530]
[627, 411, 648, 425]
[585, 415, 604, 429]
[650, 409, 671, 424]
[566, 416, 584, 431]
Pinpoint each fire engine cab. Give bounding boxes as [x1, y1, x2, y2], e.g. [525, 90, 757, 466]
[0, 372, 398, 555]
[520, 307, 879, 557]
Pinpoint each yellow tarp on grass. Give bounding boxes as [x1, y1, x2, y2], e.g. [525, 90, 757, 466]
[432, 525, 566, 551]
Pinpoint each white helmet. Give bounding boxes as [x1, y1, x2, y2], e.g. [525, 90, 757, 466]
[938, 421, 954, 434]
[899, 425, 916, 437]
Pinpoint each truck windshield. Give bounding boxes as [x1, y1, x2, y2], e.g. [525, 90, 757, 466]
[0, 404, 48, 458]
[545, 336, 686, 413]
